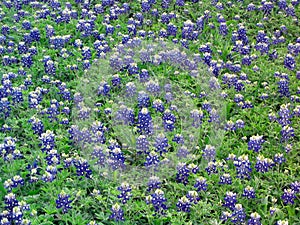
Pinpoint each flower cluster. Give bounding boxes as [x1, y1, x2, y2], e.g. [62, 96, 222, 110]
[56, 190, 72, 214]
[146, 189, 168, 215]
[117, 182, 132, 204]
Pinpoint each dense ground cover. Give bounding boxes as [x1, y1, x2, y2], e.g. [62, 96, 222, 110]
[0, 0, 299, 224]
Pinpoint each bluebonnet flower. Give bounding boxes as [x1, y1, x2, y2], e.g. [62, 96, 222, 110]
[139, 69, 150, 82]
[274, 153, 286, 164]
[73, 157, 93, 178]
[290, 181, 300, 193]
[45, 165, 58, 179]
[147, 176, 161, 192]
[248, 135, 265, 152]
[242, 186, 256, 199]
[173, 134, 184, 144]
[176, 196, 191, 212]
[162, 109, 176, 132]
[248, 212, 262, 225]
[4, 193, 19, 212]
[205, 161, 219, 175]
[219, 22, 228, 36]
[190, 109, 204, 128]
[186, 191, 200, 204]
[285, 4, 296, 16]
[24, 75, 33, 88]
[141, 0, 151, 12]
[234, 154, 252, 179]
[45, 149, 61, 165]
[296, 71, 300, 80]
[44, 60, 56, 75]
[18, 42, 28, 54]
[115, 105, 135, 126]
[294, 105, 300, 117]
[87, 221, 99, 225]
[117, 182, 132, 204]
[97, 81, 110, 96]
[202, 145, 216, 161]
[136, 135, 150, 154]
[223, 192, 237, 210]
[82, 46, 91, 60]
[280, 125, 294, 142]
[278, 0, 287, 9]
[219, 173, 232, 185]
[105, 24, 115, 35]
[29, 28, 40, 42]
[128, 63, 139, 75]
[111, 74, 121, 87]
[146, 80, 160, 95]
[76, 105, 91, 120]
[138, 108, 153, 135]
[231, 204, 246, 224]
[22, 20, 31, 30]
[235, 119, 245, 129]
[194, 177, 208, 192]
[281, 189, 296, 205]
[91, 146, 106, 166]
[152, 99, 165, 113]
[241, 100, 253, 109]
[176, 162, 191, 185]
[56, 191, 72, 214]
[64, 156, 73, 169]
[144, 151, 160, 168]
[278, 78, 290, 97]
[46, 100, 60, 122]
[284, 144, 293, 153]
[4, 175, 24, 191]
[125, 82, 136, 97]
[167, 23, 177, 36]
[45, 25, 55, 38]
[138, 91, 150, 108]
[154, 134, 169, 155]
[109, 203, 124, 221]
[108, 147, 125, 170]
[255, 155, 274, 173]
[146, 189, 168, 214]
[2, 193, 30, 224]
[0, 98, 11, 118]
[21, 53, 33, 68]
[177, 145, 190, 158]
[220, 211, 232, 222]
[208, 108, 220, 123]
[39, 130, 55, 152]
[1, 124, 11, 132]
[284, 54, 296, 70]
[278, 104, 291, 126]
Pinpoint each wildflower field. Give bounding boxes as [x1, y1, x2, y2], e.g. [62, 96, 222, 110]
[0, 0, 299, 224]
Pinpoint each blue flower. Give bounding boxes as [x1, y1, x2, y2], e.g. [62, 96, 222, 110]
[281, 189, 296, 205]
[138, 108, 153, 135]
[194, 177, 208, 192]
[109, 203, 124, 221]
[231, 204, 246, 224]
[146, 189, 168, 215]
[147, 176, 161, 192]
[56, 191, 72, 214]
[248, 135, 265, 152]
[248, 212, 261, 225]
[242, 186, 256, 199]
[223, 192, 237, 210]
[176, 196, 191, 212]
[117, 182, 132, 204]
